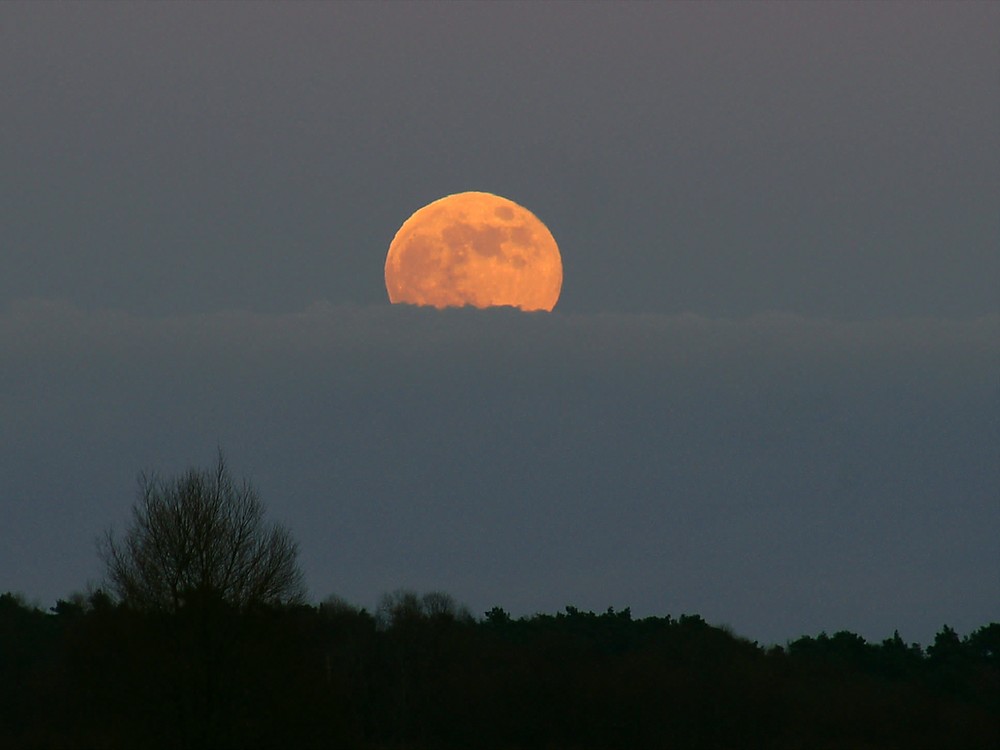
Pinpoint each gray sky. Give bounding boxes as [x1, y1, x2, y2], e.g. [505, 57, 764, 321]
[1, 2, 997, 644]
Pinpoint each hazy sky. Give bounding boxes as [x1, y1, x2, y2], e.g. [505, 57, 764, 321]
[1, 2, 997, 645]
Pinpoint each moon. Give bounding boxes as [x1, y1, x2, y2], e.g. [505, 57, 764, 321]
[385, 192, 562, 312]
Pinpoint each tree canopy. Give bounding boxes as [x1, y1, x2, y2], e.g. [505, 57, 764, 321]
[101, 455, 305, 612]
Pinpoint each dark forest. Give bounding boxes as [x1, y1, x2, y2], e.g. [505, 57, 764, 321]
[2, 591, 998, 750]
[2, 459, 997, 749]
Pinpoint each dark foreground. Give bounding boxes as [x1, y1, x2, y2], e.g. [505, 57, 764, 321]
[1, 591, 997, 750]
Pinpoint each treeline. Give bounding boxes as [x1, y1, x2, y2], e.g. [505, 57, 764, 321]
[1, 589, 997, 750]
[6, 457, 995, 748]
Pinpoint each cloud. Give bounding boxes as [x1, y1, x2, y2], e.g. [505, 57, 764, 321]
[2, 300, 997, 643]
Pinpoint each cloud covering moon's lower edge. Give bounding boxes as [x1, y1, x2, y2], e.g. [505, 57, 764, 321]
[2, 300, 997, 645]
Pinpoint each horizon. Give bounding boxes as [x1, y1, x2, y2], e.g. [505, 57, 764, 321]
[2, 2, 997, 650]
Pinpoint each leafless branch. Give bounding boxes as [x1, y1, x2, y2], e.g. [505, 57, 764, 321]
[100, 454, 305, 612]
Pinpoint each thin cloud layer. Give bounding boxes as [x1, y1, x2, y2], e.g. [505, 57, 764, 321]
[2, 301, 997, 643]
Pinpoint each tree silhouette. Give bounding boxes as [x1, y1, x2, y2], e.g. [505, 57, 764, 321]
[96, 455, 307, 748]
[100, 453, 305, 613]
[3, 454, 998, 749]
[2, 584, 999, 749]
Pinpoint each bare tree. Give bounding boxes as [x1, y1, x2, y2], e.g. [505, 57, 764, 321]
[421, 590, 472, 622]
[101, 454, 305, 612]
[376, 589, 425, 631]
[376, 589, 472, 630]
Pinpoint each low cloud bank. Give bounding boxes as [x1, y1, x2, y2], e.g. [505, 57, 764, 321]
[2, 301, 997, 644]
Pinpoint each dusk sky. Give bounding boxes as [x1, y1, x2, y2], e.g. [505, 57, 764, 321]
[2, 2, 997, 645]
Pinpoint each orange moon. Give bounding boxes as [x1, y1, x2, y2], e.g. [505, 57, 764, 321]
[385, 192, 562, 311]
